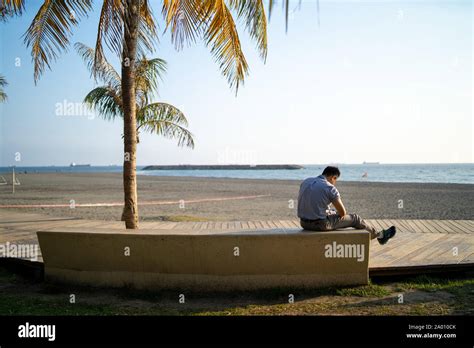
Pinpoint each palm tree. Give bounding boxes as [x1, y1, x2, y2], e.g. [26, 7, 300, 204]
[76, 42, 194, 147]
[76, 42, 194, 219]
[0, 74, 7, 103]
[1, 0, 288, 228]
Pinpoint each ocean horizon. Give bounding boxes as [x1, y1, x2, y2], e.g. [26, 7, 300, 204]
[0, 163, 473, 185]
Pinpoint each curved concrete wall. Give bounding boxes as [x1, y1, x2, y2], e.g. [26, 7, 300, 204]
[37, 228, 370, 291]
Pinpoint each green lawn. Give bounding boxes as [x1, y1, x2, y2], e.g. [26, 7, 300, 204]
[0, 267, 472, 315]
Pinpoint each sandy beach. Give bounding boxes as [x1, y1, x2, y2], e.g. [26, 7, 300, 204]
[0, 172, 472, 222]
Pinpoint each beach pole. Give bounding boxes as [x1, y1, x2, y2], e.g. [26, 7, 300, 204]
[12, 167, 15, 194]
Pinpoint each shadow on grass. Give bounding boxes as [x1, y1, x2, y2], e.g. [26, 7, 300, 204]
[340, 275, 474, 315]
[1, 266, 473, 315]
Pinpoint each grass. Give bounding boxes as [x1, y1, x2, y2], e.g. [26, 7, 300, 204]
[336, 280, 391, 297]
[395, 274, 474, 294]
[0, 267, 472, 316]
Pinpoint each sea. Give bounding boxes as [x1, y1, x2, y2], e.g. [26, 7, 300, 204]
[1, 163, 473, 184]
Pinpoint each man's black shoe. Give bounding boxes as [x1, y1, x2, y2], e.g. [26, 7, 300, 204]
[378, 226, 396, 245]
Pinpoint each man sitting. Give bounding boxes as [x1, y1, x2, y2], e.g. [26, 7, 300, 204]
[297, 166, 396, 245]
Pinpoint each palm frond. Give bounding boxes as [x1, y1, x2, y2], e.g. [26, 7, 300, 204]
[267, 0, 273, 20]
[162, 0, 203, 50]
[74, 42, 121, 88]
[0, 74, 7, 87]
[94, 0, 124, 75]
[94, 0, 157, 65]
[84, 86, 122, 121]
[23, 0, 93, 83]
[0, 0, 25, 21]
[202, 0, 248, 93]
[0, 74, 8, 102]
[137, 0, 158, 57]
[229, 0, 268, 61]
[137, 102, 194, 148]
[267, 0, 290, 31]
[135, 57, 167, 107]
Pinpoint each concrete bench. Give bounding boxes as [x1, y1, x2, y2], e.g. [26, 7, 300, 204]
[37, 228, 370, 291]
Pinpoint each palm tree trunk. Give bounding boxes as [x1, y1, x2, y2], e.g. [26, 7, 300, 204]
[121, 0, 140, 229]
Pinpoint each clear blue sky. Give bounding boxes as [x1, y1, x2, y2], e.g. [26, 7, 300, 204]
[0, 0, 472, 166]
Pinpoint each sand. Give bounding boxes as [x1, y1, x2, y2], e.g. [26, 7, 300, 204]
[0, 172, 472, 221]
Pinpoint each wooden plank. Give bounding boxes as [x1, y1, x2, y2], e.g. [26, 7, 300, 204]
[269, 220, 283, 229]
[185, 222, 198, 229]
[247, 221, 258, 230]
[165, 221, 181, 229]
[264, 220, 274, 229]
[445, 220, 471, 234]
[429, 220, 451, 234]
[371, 233, 447, 267]
[407, 235, 467, 265]
[188, 222, 198, 229]
[435, 220, 458, 234]
[290, 219, 300, 228]
[454, 238, 474, 264]
[400, 220, 417, 233]
[0, 219, 74, 231]
[413, 220, 432, 233]
[276, 220, 287, 231]
[416, 220, 441, 233]
[460, 252, 474, 263]
[401, 235, 456, 263]
[421, 220, 447, 234]
[397, 220, 417, 233]
[152, 222, 174, 229]
[0, 228, 37, 237]
[199, 221, 209, 230]
[403, 219, 425, 233]
[95, 222, 124, 229]
[440, 220, 464, 233]
[370, 231, 412, 256]
[364, 219, 377, 229]
[369, 232, 414, 258]
[370, 220, 387, 232]
[268, 220, 279, 229]
[0, 231, 37, 243]
[460, 220, 474, 232]
[381, 219, 396, 229]
[460, 220, 474, 228]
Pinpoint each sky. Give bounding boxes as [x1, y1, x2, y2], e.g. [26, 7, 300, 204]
[0, 0, 472, 166]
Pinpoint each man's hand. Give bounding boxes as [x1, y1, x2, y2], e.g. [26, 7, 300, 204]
[332, 197, 347, 217]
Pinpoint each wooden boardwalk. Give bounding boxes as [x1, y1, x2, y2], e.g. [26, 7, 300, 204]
[0, 211, 473, 275]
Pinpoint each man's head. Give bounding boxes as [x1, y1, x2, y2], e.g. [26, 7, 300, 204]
[322, 166, 340, 185]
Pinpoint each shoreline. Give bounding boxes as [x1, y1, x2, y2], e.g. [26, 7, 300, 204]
[1, 171, 473, 186]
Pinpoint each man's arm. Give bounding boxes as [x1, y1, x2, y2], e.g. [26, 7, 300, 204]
[332, 197, 347, 217]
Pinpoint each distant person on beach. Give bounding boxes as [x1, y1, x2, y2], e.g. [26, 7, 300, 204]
[297, 166, 396, 244]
